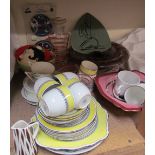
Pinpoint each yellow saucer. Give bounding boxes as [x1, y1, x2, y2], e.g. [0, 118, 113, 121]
[35, 99, 109, 150]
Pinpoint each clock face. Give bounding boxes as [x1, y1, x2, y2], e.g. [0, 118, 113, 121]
[31, 14, 52, 36]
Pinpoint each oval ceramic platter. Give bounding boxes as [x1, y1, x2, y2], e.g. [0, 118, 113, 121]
[32, 98, 109, 151]
[95, 70, 145, 112]
[46, 140, 102, 155]
[71, 13, 111, 54]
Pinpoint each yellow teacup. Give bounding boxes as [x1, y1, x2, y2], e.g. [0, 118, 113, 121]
[79, 60, 98, 79]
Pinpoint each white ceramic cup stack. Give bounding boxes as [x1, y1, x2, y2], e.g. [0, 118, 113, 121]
[34, 72, 92, 117]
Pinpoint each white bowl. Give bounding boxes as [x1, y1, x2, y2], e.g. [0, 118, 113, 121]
[34, 77, 55, 95]
[124, 86, 145, 106]
[68, 81, 91, 109]
[54, 72, 79, 84]
[40, 85, 74, 117]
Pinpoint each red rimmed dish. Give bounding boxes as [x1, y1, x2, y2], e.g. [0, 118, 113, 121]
[95, 70, 145, 112]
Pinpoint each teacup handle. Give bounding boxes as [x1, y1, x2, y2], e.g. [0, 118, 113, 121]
[28, 122, 39, 139]
[25, 72, 35, 82]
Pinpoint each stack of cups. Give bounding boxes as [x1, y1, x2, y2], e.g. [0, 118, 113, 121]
[34, 72, 92, 117]
[78, 60, 98, 92]
[113, 70, 145, 106]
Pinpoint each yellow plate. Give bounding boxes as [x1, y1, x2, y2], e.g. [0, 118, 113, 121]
[36, 100, 96, 133]
[35, 99, 109, 150]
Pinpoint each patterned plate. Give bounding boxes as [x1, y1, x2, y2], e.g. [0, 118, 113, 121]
[36, 107, 89, 126]
[34, 99, 109, 150]
[71, 13, 111, 54]
[36, 100, 96, 133]
[31, 14, 52, 36]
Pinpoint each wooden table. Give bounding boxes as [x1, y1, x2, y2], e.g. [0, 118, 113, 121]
[10, 71, 144, 155]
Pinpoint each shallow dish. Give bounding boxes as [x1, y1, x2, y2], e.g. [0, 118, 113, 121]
[34, 99, 109, 150]
[38, 116, 97, 141]
[95, 70, 145, 111]
[36, 107, 89, 127]
[38, 105, 88, 121]
[21, 88, 38, 105]
[45, 140, 102, 155]
[23, 77, 35, 93]
[36, 100, 96, 133]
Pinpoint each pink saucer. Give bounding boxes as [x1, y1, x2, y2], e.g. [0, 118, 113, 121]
[95, 70, 145, 112]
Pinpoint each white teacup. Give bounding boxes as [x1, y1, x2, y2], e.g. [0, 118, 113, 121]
[54, 72, 79, 84]
[34, 77, 59, 97]
[66, 79, 92, 109]
[113, 70, 140, 98]
[124, 86, 145, 106]
[39, 85, 75, 117]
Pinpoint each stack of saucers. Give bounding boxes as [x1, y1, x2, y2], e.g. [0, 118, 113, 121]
[21, 77, 38, 105]
[32, 98, 109, 154]
[35, 99, 96, 141]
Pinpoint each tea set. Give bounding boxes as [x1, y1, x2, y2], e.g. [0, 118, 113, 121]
[12, 13, 145, 155]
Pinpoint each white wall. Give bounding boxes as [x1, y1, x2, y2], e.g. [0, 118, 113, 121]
[11, 0, 144, 46]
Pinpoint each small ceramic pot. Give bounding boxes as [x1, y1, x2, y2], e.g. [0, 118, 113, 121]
[79, 60, 98, 79]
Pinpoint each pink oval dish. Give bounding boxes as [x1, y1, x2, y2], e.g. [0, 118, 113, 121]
[95, 70, 145, 112]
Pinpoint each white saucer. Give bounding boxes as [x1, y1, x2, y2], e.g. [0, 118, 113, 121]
[21, 88, 38, 105]
[112, 88, 125, 102]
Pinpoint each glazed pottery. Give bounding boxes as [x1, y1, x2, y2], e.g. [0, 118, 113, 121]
[34, 99, 109, 151]
[11, 120, 39, 155]
[66, 80, 91, 109]
[95, 70, 145, 111]
[39, 85, 74, 117]
[124, 86, 145, 106]
[54, 72, 79, 84]
[71, 13, 111, 54]
[113, 70, 140, 97]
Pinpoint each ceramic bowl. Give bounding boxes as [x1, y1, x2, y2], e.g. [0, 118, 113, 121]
[54, 72, 79, 84]
[66, 80, 91, 109]
[39, 85, 74, 117]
